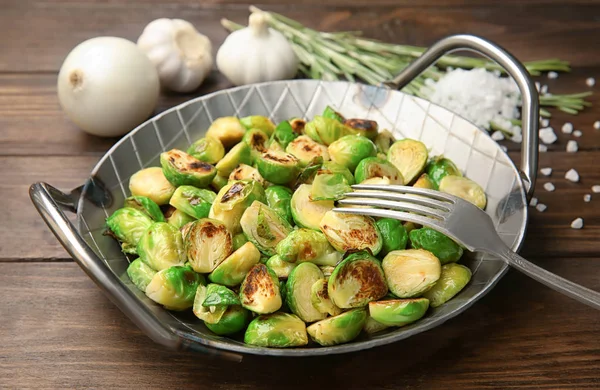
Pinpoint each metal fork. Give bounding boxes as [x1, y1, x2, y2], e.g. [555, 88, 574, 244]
[336, 184, 600, 310]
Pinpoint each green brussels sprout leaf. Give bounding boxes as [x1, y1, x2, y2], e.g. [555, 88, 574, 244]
[244, 312, 308, 347]
[124, 195, 165, 222]
[202, 283, 241, 307]
[169, 185, 216, 219]
[127, 258, 157, 292]
[205, 305, 251, 335]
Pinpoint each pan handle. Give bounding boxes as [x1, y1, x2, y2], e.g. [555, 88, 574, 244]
[29, 182, 242, 362]
[386, 34, 539, 197]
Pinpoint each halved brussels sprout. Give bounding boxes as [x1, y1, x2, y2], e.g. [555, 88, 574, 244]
[343, 118, 379, 140]
[293, 157, 324, 187]
[106, 207, 154, 254]
[328, 251, 388, 308]
[265, 254, 297, 278]
[319, 211, 382, 255]
[209, 180, 266, 234]
[310, 173, 352, 201]
[243, 129, 269, 163]
[205, 305, 251, 336]
[187, 137, 225, 164]
[423, 263, 472, 307]
[202, 283, 241, 307]
[228, 164, 266, 186]
[413, 173, 435, 189]
[286, 135, 330, 167]
[322, 105, 345, 122]
[376, 218, 408, 257]
[290, 184, 334, 230]
[211, 174, 229, 192]
[265, 185, 293, 225]
[289, 118, 306, 135]
[357, 177, 393, 185]
[232, 232, 249, 250]
[129, 167, 175, 206]
[169, 185, 216, 219]
[409, 227, 463, 264]
[239, 264, 282, 314]
[382, 249, 441, 298]
[208, 241, 261, 286]
[180, 221, 194, 239]
[160, 149, 217, 188]
[146, 265, 204, 311]
[205, 116, 246, 149]
[354, 157, 404, 184]
[193, 283, 227, 324]
[185, 218, 233, 273]
[276, 228, 342, 267]
[240, 201, 293, 256]
[127, 258, 157, 292]
[271, 120, 299, 149]
[166, 209, 196, 229]
[286, 263, 327, 322]
[244, 312, 308, 347]
[256, 150, 300, 185]
[368, 298, 429, 326]
[306, 308, 367, 346]
[319, 161, 356, 185]
[124, 195, 164, 222]
[304, 115, 353, 146]
[426, 156, 462, 189]
[240, 115, 276, 137]
[319, 265, 335, 278]
[328, 135, 377, 172]
[311, 278, 342, 316]
[387, 139, 428, 184]
[215, 142, 252, 177]
[439, 175, 487, 209]
[374, 129, 396, 155]
[137, 222, 186, 271]
[363, 315, 389, 334]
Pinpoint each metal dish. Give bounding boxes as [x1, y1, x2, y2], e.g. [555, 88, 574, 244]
[30, 35, 538, 361]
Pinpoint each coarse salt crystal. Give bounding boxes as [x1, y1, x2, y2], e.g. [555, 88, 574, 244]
[548, 71, 558, 79]
[592, 185, 600, 193]
[566, 140, 578, 152]
[561, 122, 573, 134]
[571, 218, 584, 229]
[540, 167, 552, 176]
[584, 194, 591, 202]
[565, 168, 579, 182]
[594, 121, 600, 130]
[536, 203, 547, 212]
[539, 144, 548, 152]
[541, 85, 548, 94]
[500, 145, 508, 152]
[539, 127, 557, 144]
[573, 130, 582, 137]
[544, 182, 555, 192]
[491, 131, 504, 141]
[586, 77, 596, 87]
[529, 197, 538, 207]
[541, 118, 550, 127]
[511, 133, 523, 143]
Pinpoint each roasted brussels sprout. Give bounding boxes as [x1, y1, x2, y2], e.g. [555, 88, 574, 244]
[166, 208, 196, 229]
[209, 180, 266, 234]
[426, 156, 462, 189]
[286, 263, 327, 322]
[228, 164, 265, 186]
[146, 265, 204, 311]
[215, 142, 252, 177]
[286, 135, 330, 167]
[271, 120, 299, 149]
[205, 305, 251, 335]
[289, 118, 306, 135]
[413, 173, 435, 189]
[244, 312, 308, 347]
[193, 284, 227, 324]
[409, 227, 463, 264]
[290, 184, 334, 230]
[382, 249, 441, 298]
[240, 115, 276, 137]
[387, 139, 428, 184]
[129, 167, 176, 205]
[265, 185, 293, 225]
[124, 195, 164, 222]
[232, 232, 249, 250]
[185, 218, 233, 273]
[363, 315, 389, 334]
[169, 185, 216, 219]
[374, 129, 396, 155]
[208, 241, 261, 286]
[306, 308, 367, 346]
[202, 283, 241, 307]
[319, 161, 355, 185]
[322, 105, 345, 122]
[423, 263, 472, 307]
[354, 157, 404, 184]
[328, 135, 377, 172]
[205, 116, 246, 149]
[127, 258, 157, 292]
[240, 201, 292, 256]
[256, 150, 300, 185]
[310, 173, 352, 201]
[187, 137, 225, 164]
[319, 265, 335, 278]
[304, 115, 353, 146]
[293, 157, 324, 187]
[376, 218, 408, 257]
[106, 207, 154, 254]
[160, 149, 217, 188]
[439, 175, 487, 209]
[358, 177, 393, 185]
[265, 254, 297, 278]
[320, 211, 382, 255]
[328, 251, 388, 308]
[211, 174, 229, 192]
[137, 222, 186, 271]
[310, 278, 342, 316]
[276, 228, 342, 266]
[368, 298, 429, 326]
[240, 264, 282, 314]
[343, 118, 379, 140]
[243, 129, 269, 163]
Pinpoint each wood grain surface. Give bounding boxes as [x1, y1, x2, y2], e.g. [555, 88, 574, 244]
[1, 0, 599, 388]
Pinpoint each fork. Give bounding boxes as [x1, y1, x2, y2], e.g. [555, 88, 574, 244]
[336, 184, 600, 310]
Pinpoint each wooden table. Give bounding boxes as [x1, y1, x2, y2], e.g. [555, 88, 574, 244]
[2, 0, 599, 388]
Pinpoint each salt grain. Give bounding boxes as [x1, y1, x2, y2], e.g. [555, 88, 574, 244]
[540, 84, 548, 94]
[539, 144, 548, 152]
[548, 71, 558, 79]
[536, 203, 547, 212]
[561, 122, 573, 134]
[529, 197, 538, 207]
[539, 127, 557, 144]
[500, 145, 508, 152]
[594, 121, 600, 130]
[586, 77, 596, 87]
[592, 185, 600, 193]
[491, 131, 505, 141]
[584, 194, 591, 202]
[566, 140, 578, 153]
[511, 133, 523, 143]
[571, 218, 584, 229]
[573, 130, 582, 137]
[543, 182, 555, 192]
[541, 118, 550, 127]
[540, 167, 552, 176]
[565, 168, 579, 182]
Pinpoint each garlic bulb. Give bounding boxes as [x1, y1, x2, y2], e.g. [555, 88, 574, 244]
[217, 12, 298, 86]
[137, 18, 213, 93]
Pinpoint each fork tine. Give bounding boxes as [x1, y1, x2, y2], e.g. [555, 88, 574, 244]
[333, 207, 448, 233]
[344, 191, 452, 212]
[351, 184, 457, 203]
[337, 198, 447, 220]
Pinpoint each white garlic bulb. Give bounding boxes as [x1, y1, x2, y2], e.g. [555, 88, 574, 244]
[216, 12, 298, 86]
[137, 18, 213, 93]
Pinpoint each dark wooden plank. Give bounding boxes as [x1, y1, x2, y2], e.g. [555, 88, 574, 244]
[1, 261, 598, 388]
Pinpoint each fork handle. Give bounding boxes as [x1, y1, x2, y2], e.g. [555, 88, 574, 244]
[499, 247, 600, 310]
